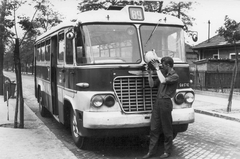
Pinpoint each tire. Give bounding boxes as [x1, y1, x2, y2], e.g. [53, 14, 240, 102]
[70, 109, 89, 149]
[39, 92, 48, 117]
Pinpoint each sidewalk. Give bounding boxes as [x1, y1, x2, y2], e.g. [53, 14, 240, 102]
[0, 96, 78, 159]
[193, 90, 240, 122]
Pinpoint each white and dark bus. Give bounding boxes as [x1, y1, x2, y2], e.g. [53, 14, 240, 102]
[34, 5, 195, 149]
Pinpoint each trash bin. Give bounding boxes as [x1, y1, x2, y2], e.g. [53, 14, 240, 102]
[10, 82, 16, 98]
[3, 76, 11, 102]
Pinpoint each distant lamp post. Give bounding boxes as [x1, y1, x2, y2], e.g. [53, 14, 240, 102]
[208, 20, 210, 42]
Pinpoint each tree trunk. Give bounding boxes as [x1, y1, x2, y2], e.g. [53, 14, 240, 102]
[227, 42, 238, 112]
[0, 0, 7, 95]
[14, 38, 24, 128]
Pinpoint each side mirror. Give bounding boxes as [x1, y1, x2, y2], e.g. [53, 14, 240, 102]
[192, 32, 198, 42]
[188, 31, 198, 42]
[66, 31, 75, 40]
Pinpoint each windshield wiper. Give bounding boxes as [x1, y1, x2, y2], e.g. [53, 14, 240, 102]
[144, 19, 162, 47]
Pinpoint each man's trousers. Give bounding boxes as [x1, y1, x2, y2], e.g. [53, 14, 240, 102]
[148, 98, 173, 154]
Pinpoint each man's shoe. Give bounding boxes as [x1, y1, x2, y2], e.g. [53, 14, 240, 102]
[159, 152, 170, 158]
[142, 152, 154, 159]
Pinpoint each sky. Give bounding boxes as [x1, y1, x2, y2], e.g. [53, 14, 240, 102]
[12, 0, 240, 46]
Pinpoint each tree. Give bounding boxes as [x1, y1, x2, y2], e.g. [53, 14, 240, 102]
[161, 1, 196, 31]
[217, 15, 240, 112]
[2, 0, 64, 128]
[3, 0, 64, 73]
[19, 34, 35, 74]
[18, 1, 63, 75]
[0, 0, 15, 95]
[18, 0, 63, 36]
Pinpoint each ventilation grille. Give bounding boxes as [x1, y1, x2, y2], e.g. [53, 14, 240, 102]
[113, 77, 158, 113]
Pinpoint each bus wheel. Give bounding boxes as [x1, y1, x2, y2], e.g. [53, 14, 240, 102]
[39, 93, 48, 117]
[70, 109, 89, 149]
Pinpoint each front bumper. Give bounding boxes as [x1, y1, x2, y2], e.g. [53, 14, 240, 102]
[82, 107, 194, 129]
[172, 108, 195, 124]
[83, 112, 151, 129]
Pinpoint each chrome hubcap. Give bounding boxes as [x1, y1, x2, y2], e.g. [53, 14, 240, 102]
[72, 113, 79, 137]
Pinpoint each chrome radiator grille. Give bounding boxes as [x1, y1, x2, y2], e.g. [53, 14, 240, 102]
[113, 76, 158, 113]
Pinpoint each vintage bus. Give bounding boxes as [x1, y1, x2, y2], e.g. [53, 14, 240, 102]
[34, 5, 195, 149]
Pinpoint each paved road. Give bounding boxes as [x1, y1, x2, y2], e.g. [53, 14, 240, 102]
[4, 72, 240, 159]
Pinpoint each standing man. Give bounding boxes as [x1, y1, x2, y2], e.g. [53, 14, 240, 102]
[143, 55, 179, 159]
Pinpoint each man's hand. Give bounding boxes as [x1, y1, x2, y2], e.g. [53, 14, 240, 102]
[145, 63, 153, 74]
[151, 60, 160, 71]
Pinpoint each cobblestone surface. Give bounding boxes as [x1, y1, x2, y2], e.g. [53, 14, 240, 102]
[174, 113, 240, 159]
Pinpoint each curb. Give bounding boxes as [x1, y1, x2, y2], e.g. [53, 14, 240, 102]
[23, 99, 45, 126]
[194, 109, 240, 123]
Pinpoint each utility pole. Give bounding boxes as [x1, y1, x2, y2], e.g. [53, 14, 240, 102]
[177, 2, 181, 18]
[208, 20, 211, 42]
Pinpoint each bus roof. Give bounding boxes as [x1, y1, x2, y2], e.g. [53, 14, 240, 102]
[77, 6, 183, 25]
[36, 5, 184, 42]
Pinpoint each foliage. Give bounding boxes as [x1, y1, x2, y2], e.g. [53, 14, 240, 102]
[217, 15, 240, 44]
[217, 15, 240, 112]
[34, 4, 63, 32]
[18, 16, 38, 36]
[0, 0, 16, 94]
[0, 0, 17, 44]
[18, 0, 63, 36]
[77, 0, 195, 31]
[2, 0, 64, 73]
[3, 44, 15, 71]
[162, 1, 195, 31]
[78, 0, 163, 13]
[17, 0, 63, 72]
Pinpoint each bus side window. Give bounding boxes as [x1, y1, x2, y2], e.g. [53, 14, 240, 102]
[58, 33, 65, 61]
[41, 42, 45, 61]
[37, 44, 41, 61]
[66, 38, 73, 64]
[45, 39, 50, 61]
[76, 46, 84, 63]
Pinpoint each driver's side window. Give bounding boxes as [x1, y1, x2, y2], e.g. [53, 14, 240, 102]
[168, 33, 177, 53]
[76, 27, 90, 64]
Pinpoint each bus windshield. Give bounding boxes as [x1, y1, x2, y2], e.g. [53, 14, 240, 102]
[140, 25, 186, 62]
[76, 24, 141, 65]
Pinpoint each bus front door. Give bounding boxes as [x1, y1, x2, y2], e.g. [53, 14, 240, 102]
[50, 36, 58, 115]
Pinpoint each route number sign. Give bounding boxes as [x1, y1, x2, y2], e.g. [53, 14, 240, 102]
[129, 7, 144, 21]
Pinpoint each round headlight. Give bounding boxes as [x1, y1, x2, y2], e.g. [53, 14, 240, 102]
[174, 93, 184, 105]
[104, 95, 115, 107]
[91, 95, 104, 107]
[184, 92, 195, 103]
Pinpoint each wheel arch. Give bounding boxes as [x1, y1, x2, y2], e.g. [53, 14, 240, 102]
[37, 85, 41, 102]
[63, 96, 75, 127]
[37, 81, 44, 102]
